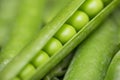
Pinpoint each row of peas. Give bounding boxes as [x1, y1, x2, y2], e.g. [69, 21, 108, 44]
[14, 0, 104, 80]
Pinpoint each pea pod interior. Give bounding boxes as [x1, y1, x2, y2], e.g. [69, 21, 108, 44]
[0, 0, 120, 80]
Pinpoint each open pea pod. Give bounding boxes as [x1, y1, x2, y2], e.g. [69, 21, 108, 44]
[0, 0, 120, 80]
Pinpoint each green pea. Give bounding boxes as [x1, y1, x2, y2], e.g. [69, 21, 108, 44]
[43, 38, 62, 56]
[32, 50, 50, 67]
[54, 24, 76, 44]
[80, 0, 104, 18]
[67, 11, 89, 31]
[19, 64, 35, 80]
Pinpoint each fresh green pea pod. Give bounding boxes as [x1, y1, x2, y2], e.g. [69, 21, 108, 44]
[112, 8, 120, 43]
[0, 0, 119, 80]
[43, 52, 74, 80]
[104, 9, 120, 80]
[0, 0, 20, 47]
[63, 17, 119, 80]
[104, 50, 120, 80]
[0, 0, 45, 71]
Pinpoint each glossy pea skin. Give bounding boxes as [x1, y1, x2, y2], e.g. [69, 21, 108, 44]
[19, 64, 36, 80]
[54, 24, 76, 44]
[32, 50, 50, 67]
[43, 38, 62, 56]
[80, 0, 104, 18]
[67, 11, 89, 31]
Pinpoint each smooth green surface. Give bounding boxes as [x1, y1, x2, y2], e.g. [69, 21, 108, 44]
[32, 51, 50, 67]
[67, 11, 89, 31]
[104, 50, 120, 80]
[19, 64, 36, 80]
[0, 0, 45, 72]
[13, 77, 20, 80]
[104, 9, 120, 80]
[63, 18, 118, 80]
[80, 0, 104, 18]
[0, 0, 20, 47]
[112, 8, 120, 44]
[0, 0, 119, 80]
[43, 38, 63, 56]
[0, 0, 86, 79]
[32, 1, 120, 80]
[55, 24, 76, 44]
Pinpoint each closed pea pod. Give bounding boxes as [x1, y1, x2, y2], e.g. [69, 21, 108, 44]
[104, 8, 120, 80]
[63, 17, 119, 80]
[0, 0, 120, 80]
[0, 0, 45, 71]
[104, 50, 120, 80]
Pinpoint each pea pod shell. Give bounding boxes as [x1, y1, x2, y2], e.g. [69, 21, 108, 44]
[0, 0, 120, 80]
[0, 0, 45, 71]
[63, 17, 118, 80]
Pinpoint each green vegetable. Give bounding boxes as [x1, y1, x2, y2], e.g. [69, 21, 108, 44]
[63, 17, 119, 80]
[67, 11, 89, 31]
[19, 64, 36, 80]
[0, 0, 45, 71]
[104, 50, 120, 80]
[80, 0, 104, 18]
[55, 24, 76, 44]
[104, 8, 120, 80]
[43, 38, 63, 56]
[112, 8, 120, 43]
[0, 0, 119, 80]
[43, 52, 73, 80]
[32, 50, 50, 67]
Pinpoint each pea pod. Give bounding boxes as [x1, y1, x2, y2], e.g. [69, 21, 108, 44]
[104, 49, 120, 80]
[0, 0, 45, 71]
[63, 17, 119, 80]
[112, 8, 120, 43]
[0, 0, 119, 80]
[104, 8, 120, 80]
[43, 52, 74, 80]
